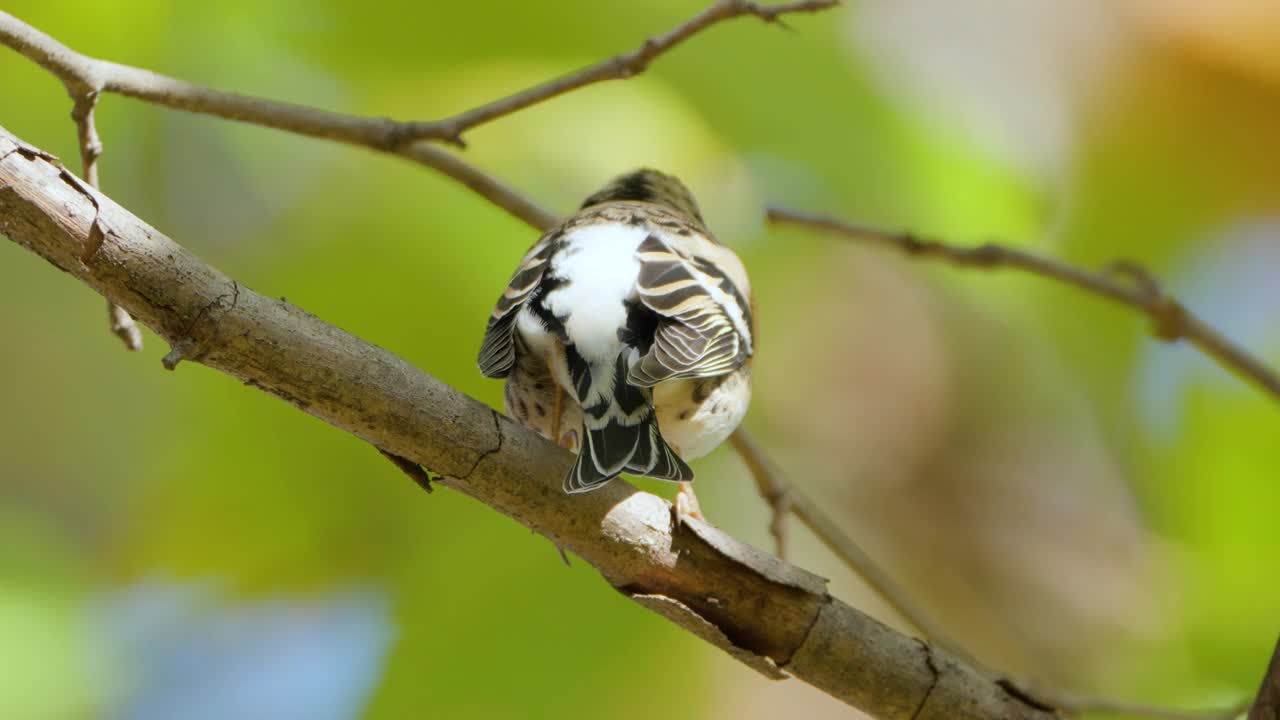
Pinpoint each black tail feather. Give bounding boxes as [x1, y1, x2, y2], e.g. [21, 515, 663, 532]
[564, 415, 693, 494]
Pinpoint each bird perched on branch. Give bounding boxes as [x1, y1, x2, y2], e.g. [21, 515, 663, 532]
[478, 169, 754, 519]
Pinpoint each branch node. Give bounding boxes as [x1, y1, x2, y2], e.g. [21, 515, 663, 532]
[161, 341, 190, 370]
[1107, 260, 1188, 342]
[378, 448, 434, 493]
[901, 232, 929, 255]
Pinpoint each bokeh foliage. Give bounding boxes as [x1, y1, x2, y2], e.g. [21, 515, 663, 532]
[2, 1, 1278, 718]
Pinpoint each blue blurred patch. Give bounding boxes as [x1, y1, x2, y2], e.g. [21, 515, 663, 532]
[96, 580, 393, 720]
[1138, 218, 1280, 435]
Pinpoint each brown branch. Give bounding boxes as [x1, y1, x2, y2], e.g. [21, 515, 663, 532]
[731, 428, 793, 558]
[766, 208, 1280, 402]
[28, 28, 143, 351]
[401, 142, 559, 231]
[394, 0, 842, 145]
[0, 124, 1060, 720]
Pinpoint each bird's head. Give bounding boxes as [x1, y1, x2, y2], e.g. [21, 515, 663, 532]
[580, 168, 704, 224]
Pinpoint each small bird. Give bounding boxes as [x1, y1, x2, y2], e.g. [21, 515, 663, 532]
[477, 169, 754, 518]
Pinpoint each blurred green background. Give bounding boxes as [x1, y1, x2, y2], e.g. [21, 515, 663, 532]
[2, 1, 1279, 718]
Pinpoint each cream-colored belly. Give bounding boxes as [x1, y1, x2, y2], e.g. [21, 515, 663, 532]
[504, 333, 583, 452]
[653, 368, 751, 461]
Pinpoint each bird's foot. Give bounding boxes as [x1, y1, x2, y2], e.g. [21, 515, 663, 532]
[673, 481, 704, 529]
[558, 428, 578, 452]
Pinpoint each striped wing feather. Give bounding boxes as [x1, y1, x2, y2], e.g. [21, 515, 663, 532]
[629, 233, 750, 387]
[477, 236, 556, 378]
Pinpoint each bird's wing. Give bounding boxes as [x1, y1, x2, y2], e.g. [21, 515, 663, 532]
[477, 233, 558, 378]
[628, 232, 753, 387]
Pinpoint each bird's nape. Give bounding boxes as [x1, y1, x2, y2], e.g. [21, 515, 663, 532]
[579, 168, 704, 224]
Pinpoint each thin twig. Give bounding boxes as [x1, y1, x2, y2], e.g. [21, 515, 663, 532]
[730, 427, 984, 669]
[401, 142, 559, 231]
[394, 0, 841, 145]
[766, 208, 1280, 403]
[59, 48, 142, 350]
[731, 429, 793, 558]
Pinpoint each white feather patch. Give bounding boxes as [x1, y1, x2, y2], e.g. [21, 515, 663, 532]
[543, 223, 649, 407]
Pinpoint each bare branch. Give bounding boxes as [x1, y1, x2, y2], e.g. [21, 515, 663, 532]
[766, 208, 1280, 403]
[730, 428, 982, 667]
[0, 124, 1059, 720]
[401, 142, 560, 231]
[0, 11, 559, 230]
[394, 0, 842, 145]
[9, 15, 146, 351]
[730, 428, 793, 558]
[73, 93, 142, 351]
[69, 93, 102, 185]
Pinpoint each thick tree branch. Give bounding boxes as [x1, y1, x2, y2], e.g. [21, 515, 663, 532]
[0, 125, 1059, 720]
[766, 208, 1280, 403]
